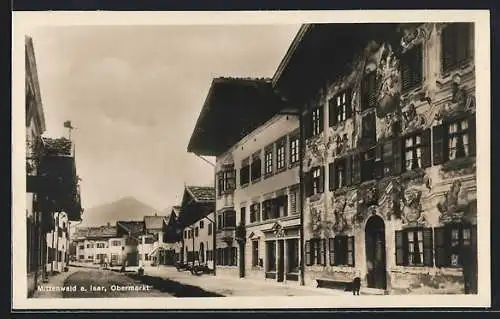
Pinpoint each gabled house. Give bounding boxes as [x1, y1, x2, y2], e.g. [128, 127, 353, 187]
[273, 23, 477, 294]
[116, 221, 144, 267]
[178, 186, 216, 270]
[74, 224, 117, 265]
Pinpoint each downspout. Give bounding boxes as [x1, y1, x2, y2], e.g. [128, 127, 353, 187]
[298, 103, 306, 286]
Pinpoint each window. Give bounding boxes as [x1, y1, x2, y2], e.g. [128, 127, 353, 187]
[329, 236, 355, 266]
[329, 157, 351, 191]
[217, 166, 236, 196]
[361, 71, 377, 111]
[217, 215, 223, 230]
[289, 133, 299, 165]
[96, 243, 105, 248]
[395, 228, 434, 267]
[305, 239, 326, 266]
[264, 146, 273, 175]
[306, 166, 324, 197]
[287, 239, 300, 273]
[223, 210, 236, 228]
[240, 158, 250, 186]
[208, 222, 212, 235]
[441, 23, 473, 74]
[79, 245, 84, 250]
[250, 203, 261, 223]
[252, 240, 259, 267]
[144, 253, 149, 261]
[432, 116, 476, 165]
[251, 152, 262, 182]
[199, 243, 204, 263]
[86, 244, 90, 248]
[276, 138, 286, 170]
[266, 241, 277, 271]
[199, 220, 204, 229]
[329, 90, 352, 126]
[79, 255, 84, 260]
[216, 247, 238, 266]
[240, 207, 246, 225]
[401, 44, 423, 92]
[361, 112, 376, 145]
[184, 230, 187, 239]
[435, 223, 476, 268]
[403, 130, 431, 172]
[289, 187, 299, 215]
[312, 107, 323, 136]
[195, 227, 199, 237]
[112, 240, 121, 247]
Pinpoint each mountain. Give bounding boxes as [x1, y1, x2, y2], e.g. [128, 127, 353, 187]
[79, 196, 160, 227]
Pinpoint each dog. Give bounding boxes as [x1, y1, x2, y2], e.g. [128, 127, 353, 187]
[352, 276, 361, 295]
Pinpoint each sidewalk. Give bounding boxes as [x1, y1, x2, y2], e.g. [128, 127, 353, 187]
[141, 266, 352, 297]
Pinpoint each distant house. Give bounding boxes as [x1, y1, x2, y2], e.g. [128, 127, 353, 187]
[139, 214, 167, 266]
[178, 186, 216, 270]
[74, 224, 117, 265]
[116, 221, 144, 267]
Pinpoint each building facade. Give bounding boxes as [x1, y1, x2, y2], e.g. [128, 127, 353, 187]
[74, 225, 118, 264]
[45, 212, 70, 273]
[273, 23, 477, 294]
[178, 186, 216, 270]
[25, 35, 47, 297]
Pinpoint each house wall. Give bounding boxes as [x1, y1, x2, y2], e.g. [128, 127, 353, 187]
[182, 212, 215, 270]
[216, 114, 302, 282]
[45, 212, 70, 273]
[301, 23, 477, 294]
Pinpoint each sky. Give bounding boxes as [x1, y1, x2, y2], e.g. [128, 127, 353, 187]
[29, 24, 300, 211]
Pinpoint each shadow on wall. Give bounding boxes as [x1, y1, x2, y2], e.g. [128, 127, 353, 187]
[127, 274, 224, 297]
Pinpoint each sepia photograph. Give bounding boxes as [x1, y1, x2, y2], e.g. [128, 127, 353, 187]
[13, 10, 491, 310]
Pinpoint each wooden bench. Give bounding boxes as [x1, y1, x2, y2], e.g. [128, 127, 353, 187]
[316, 278, 353, 291]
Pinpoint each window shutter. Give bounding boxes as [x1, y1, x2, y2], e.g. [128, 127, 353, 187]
[468, 115, 476, 156]
[320, 239, 326, 266]
[423, 228, 434, 267]
[318, 166, 325, 194]
[401, 52, 412, 92]
[374, 144, 383, 179]
[305, 111, 313, 139]
[345, 156, 352, 187]
[456, 23, 472, 65]
[395, 230, 405, 266]
[329, 162, 335, 191]
[329, 238, 335, 266]
[348, 236, 355, 267]
[421, 128, 432, 168]
[351, 154, 361, 185]
[393, 137, 403, 175]
[441, 24, 456, 74]
[346, 89, 353, 119]
[329, 97, 337, 127]
[319, 106, 325, 134]
[305, 241, 311, 266]
[305, 171, 312, 197]
[434, 227, 448, 267]
[432, 123, 446, 165]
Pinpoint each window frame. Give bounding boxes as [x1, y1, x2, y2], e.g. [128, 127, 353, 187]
[289, 133, 299, 165]
[312, 107, 322, 136]
[264, 147, 273, 175]
[441, 23, 473, 75]
[276, 138, 286, 171]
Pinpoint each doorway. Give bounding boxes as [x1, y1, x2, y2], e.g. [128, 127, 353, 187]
[277, 240, 284, 282]
[365, 215, 387, 290]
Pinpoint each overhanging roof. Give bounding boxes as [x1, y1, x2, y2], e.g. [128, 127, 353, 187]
[272, 23, 400, 104]
[187, 77, 287, 156]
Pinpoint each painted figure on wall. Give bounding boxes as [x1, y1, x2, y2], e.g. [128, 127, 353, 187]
[375, 43, 401, 118]
[333, 197, 348, 233]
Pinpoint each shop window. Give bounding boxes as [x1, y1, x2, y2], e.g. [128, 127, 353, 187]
[329, 236, 355, 266]
[287, 239, 300, 273]
[441, 23, 473, 74]
[266, 241, 277, 271]
[395, 228, 434, 267]
[432, 115, 476, 165]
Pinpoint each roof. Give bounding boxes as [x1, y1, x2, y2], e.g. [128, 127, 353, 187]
[187, 77, 287, 156]
[25, 36, 47, 133]
[272, 23, 400, 104]
[116, 221, 145, 236]
[144, 215, 166, 230]
[171, 206, 181, 216]
[185, 186, 215, 203]
[86, 226, 118, 239]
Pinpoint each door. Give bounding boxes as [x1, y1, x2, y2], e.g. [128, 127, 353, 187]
[277, 240, 285, 282]
[239, 242, 245, 278]
[365, 216, 387, 290]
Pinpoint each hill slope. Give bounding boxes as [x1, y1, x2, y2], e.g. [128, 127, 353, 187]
[79, 196, 159, 227]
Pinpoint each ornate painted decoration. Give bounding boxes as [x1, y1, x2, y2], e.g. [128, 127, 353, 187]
[437, 179, 475, 224]
[401, 103, 427, 134]
[375, 43, 402, 118]
[304, 133, 329, 172]
[333, 197, 348, 233]
[400, 24, 432, 53]
[309, 206, 322, 237]
[435, 74, 476, 122]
